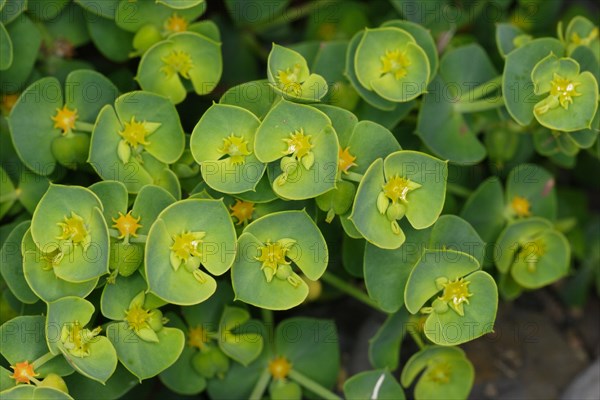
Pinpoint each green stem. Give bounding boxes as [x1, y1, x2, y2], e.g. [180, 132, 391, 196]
[241, 32, 269, 61]
[261, 308, 275, 352]
[74, 121, 95, 132]
[32, 351, 57, 369]
[320, 272, 380, 310]
[407, 325, 426, 350]
[454, 96, 504, 114]
[446, 183, 473, 198]
[288, 369, 341, 400]
[0, 190, 19, 203]
[253, 0, 342, 32]
[463, 75, 503, 101]
[249, 367, 272, 400]
[129, 234, 147, 244]
[342, 171, 364, 183]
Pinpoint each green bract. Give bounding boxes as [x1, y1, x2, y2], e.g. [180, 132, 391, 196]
[231, 210, 328, 310]
[9, 71, 118, 175]
[146, 199, 236, 305]
[351, 151, 447, 249]
[89, 91, 184, 195]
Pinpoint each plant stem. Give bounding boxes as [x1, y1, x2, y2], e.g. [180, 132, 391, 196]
[241, 32, 269, 61]
[446, 183, 473, 198]
[249, 367, 272, 400]
[32, 351, 57, 369]
[454, 96, 504, 114]
[261, 308, 275, 352]
[288, 369, 342, 400]
[407, 324, 426, 350]
[320, 272, 380, 310]
[0, 190, 19, 203]
[463, 75, 502, 101]
[253, 0, 341, 32]
[342, 171, 364, 183]
[74, 121, 95, 132]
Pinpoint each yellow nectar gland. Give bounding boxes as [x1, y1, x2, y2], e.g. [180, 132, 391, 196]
[511, 196, 531, 218]
[520, 238, 547, 272]
[382, 176, 419, 204]
[230, 200, 255, 225]
[439, 277, 473, 316]
[338, 147, 357, 174]
[170, 231, 205, 271]
[125, 302, 151, 332]
[284, 128, 313, 160]
[187, 326, 209, 350]
[112, 211, 142, 239]
[164, 13, 188, 34]
[426, 362, 452, 384]
[380, 49, 411, 80]
[219, 134, 251, 165]
[119, 116, 152, 148]
[571, 27, 599, 46]
[51, 105, 78, 134]
[549, 73, 582, 110]
[256, 240, 293, 283]
[161, 50, 193, 79]
[269, 356, 292, 380]
[10, 361, 39, 384]
[61, 322, 101, 358]
[57, 211, 89, 248]
[277, 64, 302, 96]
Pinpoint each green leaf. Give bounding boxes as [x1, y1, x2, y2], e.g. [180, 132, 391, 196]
[495, 23, 527, 58]
[460, 177, 506, 243]
[505, 164, 557, 220]
[0, 22, 12, 70]
[0, 385, 73, 400]
[218, 306, 264, 366]
[220, 80, 277, 119]
[494, 217, 553, 273]
[100, 272, 147, 321]
[115, 0, 206, 32]
[0, 15, 40, 90]
[64, 364, 138, 400]
[368, 308, 409, 370]
[157, 0, 206, 10]
[106, 322, 185, 381]
[0, 221, 38, 304]
[190, 103, 265, 194]
[75, 0, 118, 19]
[86, 14, 134, 62]
[89, 181, 128, 225]
[344, 369, 405, 400]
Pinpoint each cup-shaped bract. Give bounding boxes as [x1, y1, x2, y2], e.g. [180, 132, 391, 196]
[9, 71, 118, 175]
[344, 370, 405, 400]
[267, 44, 328, 102]
[352, 27, 430, 104]
[46, 297, 118, 384]
[145, 199, 237, 305]
[351, 151, 447, 249]
[562, 16, 599, 60]
[404, 250, 498, 346]
[190, 104, 265, 194]
[254, 100, 339, 200]
[231, 210, 328, 310]
[89, 91, 185, 194]
[30, 184, 109, 283]
[530, 54, 598, 132]
[137, 32, 222, 104]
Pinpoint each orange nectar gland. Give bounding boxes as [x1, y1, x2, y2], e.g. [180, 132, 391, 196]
[10, 361, 39, 384]
[380, 49, 411, 80]
[57, 211, 90, 251]
[229, 200, 255, 226]
[1, 93, 19, 114]
[439, 277, 473, 317]
[511, 196, 531, 218]
[161, 49, 193, 79]
[51, 105, 78, 134]
[277, 64, 302, 96]
[187, 326, 209, 350]
[164, 13, 188, 34]
[269, 356, 292, 380]
[218, 134, 251, 165]
[338, 147, 357, 174]
[426, 362, 452, 384]
[112, 211, 142, 239]
[61, 321, 101, 358]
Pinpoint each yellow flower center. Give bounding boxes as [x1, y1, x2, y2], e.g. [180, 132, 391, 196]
[119, 116, 151, 148]
[439, 277, 473, 316]
[426, 362, 452, 384]
[571, 27, 598, 46]
[277, 64, 302, 96]
[10, 361, 38, 384]
[161, 50, 193, 79]
[338, 146, 357, 174]
[284, 128, 313, 159]
[380, 49, 411, 80]
[511, 196, 531, 218]
[257, 241, 289, 271]
[51, 105, 78, 134]
[218, 134, 252, 165]
[382, 176, 417, 204]
[170, 231, 205, 265]
[60, 321, 101, 358]
[125, 303, 151, 331]
[164, 13, 188, 34]
[229, 200, 255, 226]
[268, 356, 292, 380]
[549, 73, 582, 110]
[112, 211, 142, 239]
[56, 211, 89, 245]
[520, 238, 547, 272]
[187, 326, 209, 350]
